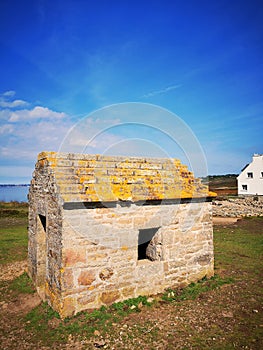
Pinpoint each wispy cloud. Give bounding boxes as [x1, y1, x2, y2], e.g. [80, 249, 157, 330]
[9, 106, 66, 122]
[0, 93, 72, 165]
[0, 124, 14, 135]
[0, 99, 29, 109]
[0, 90, 29, 109]
[0, 99, 124, 167]
[3, 90, 16, 97]
[0, 114, 72, 162]
[142, 84, 182, 98]
[60, 117, 124, 154]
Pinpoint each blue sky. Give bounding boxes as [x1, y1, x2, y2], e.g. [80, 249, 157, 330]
[0, 0, 262, 183]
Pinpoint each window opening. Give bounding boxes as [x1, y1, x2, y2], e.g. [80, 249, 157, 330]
[247, 172, 253, 178]
[242, 185, 248, 191]
[38, 214, 46, 232]
[138, 227, 161, 261]
[35, 214, 47, 299]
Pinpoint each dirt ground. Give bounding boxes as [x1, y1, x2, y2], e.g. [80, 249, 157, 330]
[1, 218, 262, 350]
[212, 217, 240, 225]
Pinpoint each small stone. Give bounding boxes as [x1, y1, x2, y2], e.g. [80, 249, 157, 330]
[222, 311, 233, 318]
[130, 305, 136, 310]
[253, 309, 259, 313]
[138, 302, 143, 309]
[1, 303, 8, 309]
[94, 330, 100, 336]
[147, 297, 154, 303]
[94, 339, 106, 348]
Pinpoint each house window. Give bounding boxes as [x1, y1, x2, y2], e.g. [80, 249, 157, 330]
[138, 227, 161, 261]
[242, 185, 248, 191]
[261, 172, 263, 178]
[247, 172, 253, 178]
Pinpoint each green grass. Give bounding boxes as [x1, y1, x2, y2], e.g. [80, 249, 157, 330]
[24, 295, 155, 344]
[1, 204, 262, 349]
[24, 302, 64, 344]
[22, 274, 235, 346]
[162, 274, 234, 302]
[9, 272, 35, 295]
[0, 201, 28, 217]
[214, 217, 263, 277]
[25, 301, 60, 325]
[0, 224, 28, 264]
[21, 216, 262, 348]
[0, 202, 28, 264]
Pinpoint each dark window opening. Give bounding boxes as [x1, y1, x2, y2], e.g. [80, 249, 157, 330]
[242, 185, 248, 191]
[247, 172, 253, 178]
[138, 227, 160, 260]
[39, 214, 46, 232]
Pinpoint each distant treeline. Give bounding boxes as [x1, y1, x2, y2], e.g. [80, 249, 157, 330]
[201, 174, 238, 181]
[201, 174, 238, 196]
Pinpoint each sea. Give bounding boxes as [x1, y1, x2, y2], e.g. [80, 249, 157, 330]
[0, 185, 29, 202]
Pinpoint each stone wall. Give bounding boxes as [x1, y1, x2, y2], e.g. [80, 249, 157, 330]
[58, 200, 213, 317]
[212, 196, 263, 217]
[28, 159, 63, 306]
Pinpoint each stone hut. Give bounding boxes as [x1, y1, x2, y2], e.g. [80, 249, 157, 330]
[28, 152, 216, 318]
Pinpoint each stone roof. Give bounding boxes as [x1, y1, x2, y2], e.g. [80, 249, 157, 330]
[35, 151, 216, 203]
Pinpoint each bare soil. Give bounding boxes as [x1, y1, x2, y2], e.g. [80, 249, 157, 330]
[212, 217, 240, 225]
[0, 218, 262, 350]
[0, 260, 28, 281]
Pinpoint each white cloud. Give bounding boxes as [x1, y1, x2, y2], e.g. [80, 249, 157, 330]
[0, 90, 29, 108]
[0, 95, 72, 164]
[142, 84, 182, 98]
[0, 117, 73, 161]
[0, 99, 29, 108]
[3, 90, 16, 97]
[0, 124, 14, 134]
[59, 117, 124, 153]
[0, 109, 12, 121]
[9, 106, 66, 122]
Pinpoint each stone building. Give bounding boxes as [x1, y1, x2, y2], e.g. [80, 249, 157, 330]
[28, 152, 216, 318]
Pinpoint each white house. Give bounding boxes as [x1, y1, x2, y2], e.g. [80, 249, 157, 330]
[237, 154, 263, 196]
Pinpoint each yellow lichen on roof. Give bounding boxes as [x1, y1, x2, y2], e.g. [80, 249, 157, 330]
[37, 151, 216, 202]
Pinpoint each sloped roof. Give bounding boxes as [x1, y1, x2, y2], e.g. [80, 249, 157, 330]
[35, 152, 216, 203]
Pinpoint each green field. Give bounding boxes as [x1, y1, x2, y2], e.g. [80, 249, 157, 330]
[0, 202, 262, 349]
[0, 202, 28, 264]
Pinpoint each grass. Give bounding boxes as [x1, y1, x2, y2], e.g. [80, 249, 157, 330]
[24, 295, 156, 344]
[9, 272, 35, 295]
[22, 275, 231, 347]
[214, 217, 263, 277]
[0, 202, 28, 264]
[0, 202, 262, 349]
[162, 274, 234, 302]
[0, 201, 28, 217]
[21, 274, 236, 346]
[0, 225, 28, 264]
